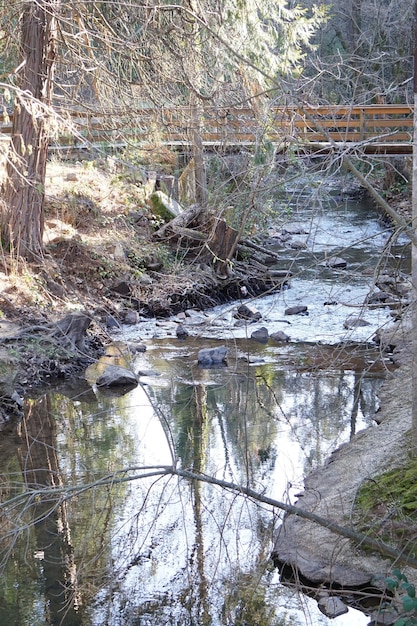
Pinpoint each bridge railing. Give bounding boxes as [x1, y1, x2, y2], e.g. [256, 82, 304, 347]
[290, 105, 413, 144]
[0, 105, 414, 148]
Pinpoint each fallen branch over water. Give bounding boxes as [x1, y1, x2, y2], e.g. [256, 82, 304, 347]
[2, 463, 416, 570]
[239, 238, 282, 261]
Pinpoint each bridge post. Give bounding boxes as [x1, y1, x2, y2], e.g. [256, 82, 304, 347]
[359, 108, 365, 141]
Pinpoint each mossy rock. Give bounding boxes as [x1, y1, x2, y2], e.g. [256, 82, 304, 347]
[148, 190, 183, 221]
[355, 459, 417, 556]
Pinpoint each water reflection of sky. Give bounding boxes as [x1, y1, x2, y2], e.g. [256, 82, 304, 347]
[1, 340, 379, 625]
[83, 350, 380, 625]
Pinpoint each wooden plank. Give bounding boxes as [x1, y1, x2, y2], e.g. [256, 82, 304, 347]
[300, 131, 412, 142]
[284, 105, 413, 116]
[2, 103, 414, 121]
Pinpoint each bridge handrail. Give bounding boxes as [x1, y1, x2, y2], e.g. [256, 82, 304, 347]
[1, 104, 414, 146]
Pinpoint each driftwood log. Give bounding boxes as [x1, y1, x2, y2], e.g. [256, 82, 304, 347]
[154, 207, 239, 278]
[239, 239, 282, 262]
[0, 312, 92, 352]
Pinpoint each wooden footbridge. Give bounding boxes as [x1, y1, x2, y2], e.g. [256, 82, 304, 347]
[0, 104, 414, 156]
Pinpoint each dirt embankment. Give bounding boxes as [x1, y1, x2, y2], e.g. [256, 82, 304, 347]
[0, 160, 288, 397]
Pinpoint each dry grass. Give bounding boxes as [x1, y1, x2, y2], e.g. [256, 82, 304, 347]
[0, 158, 165, 320]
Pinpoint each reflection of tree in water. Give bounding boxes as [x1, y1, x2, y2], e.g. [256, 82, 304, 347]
[16, 395, 81, 625]
[150, 364, 378, 485]
[259, 367, 382, 474]
[185, 384, 211, 626]
[142, 373, 280, 626]
[222, 568, 275, 626]
[154, 365, 280, 485]
[0, 392, 133, 626]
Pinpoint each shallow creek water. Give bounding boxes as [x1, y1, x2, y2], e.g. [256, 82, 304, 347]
[0, 179, 410, 625]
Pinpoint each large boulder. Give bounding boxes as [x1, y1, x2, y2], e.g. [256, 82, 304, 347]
[96, 365, 138, 388]
[176, 324, 189, 339]
[272, 361, 413, 600]
[270, 331, 290, 343]
[324, 256, 347, 269]
[317, 595, 348, 618]
[376, 273, 412, 298]
[289, 237, 308, 250]
[197, 346, 227, 367]
[234, 304, 262, 322]
[373, 319, 410, 355]
[123, 310, 139, 325]
[127, 342, 147, 354]
[285, 305, 308, 316]
[281, 223, 307, 235]
[53, 312, 92, 350]
[343, 315, 371, 329]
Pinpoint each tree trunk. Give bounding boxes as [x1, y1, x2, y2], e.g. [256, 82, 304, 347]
[1, 0, 58, 259]
[17, 396, 82, 624]
[412, 0, 417, 454]
[344, 0, 362, 53]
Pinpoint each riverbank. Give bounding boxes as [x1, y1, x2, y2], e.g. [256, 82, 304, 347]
[0, 158, 291, 409]
[272, 328, 414, 618]
[0, 157, 411, 392]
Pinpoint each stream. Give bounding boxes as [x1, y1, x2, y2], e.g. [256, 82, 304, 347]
[0, 174, 410, 626]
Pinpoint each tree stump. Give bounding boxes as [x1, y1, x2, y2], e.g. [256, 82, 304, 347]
[206, 218, 239, 279]
[53, 313, 91, 350]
